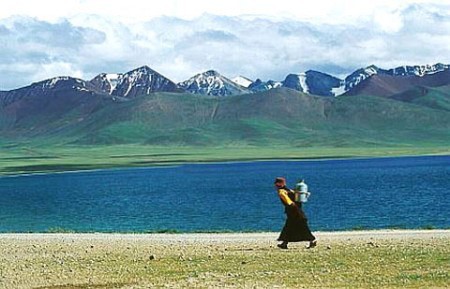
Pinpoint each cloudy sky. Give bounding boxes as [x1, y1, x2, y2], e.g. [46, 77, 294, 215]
[0, 0, 449, 90]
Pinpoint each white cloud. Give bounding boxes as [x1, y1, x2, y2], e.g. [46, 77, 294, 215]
[0, 1, 449, 90]
[33, 62, 84, 81]
[373, 11, 404, 33]
[0, 0, 443, 23]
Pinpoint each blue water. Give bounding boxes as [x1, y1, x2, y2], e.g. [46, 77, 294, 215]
[0, 156, 449, 232]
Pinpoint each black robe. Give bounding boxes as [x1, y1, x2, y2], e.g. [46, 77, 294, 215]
[278, 188, 315, 242]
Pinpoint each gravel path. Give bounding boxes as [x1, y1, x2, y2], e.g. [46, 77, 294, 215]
[1, 229, 449, 244]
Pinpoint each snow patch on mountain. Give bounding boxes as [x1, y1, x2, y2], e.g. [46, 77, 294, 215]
[105, 74, 121, 93]
[231, 76, 253, 88]
[89, 73, 123, 94]
[250, 70, 345, 97]
[248, 79, 282, 92]
[41, 76, 72, 89]
[331, 82, 346, 96]
[298, 73, 309, 93]
[283, 74, 309, 93]
[388, 63, 450, 77]
[74, 86, 90, 92]
[344, 65, 380, 91]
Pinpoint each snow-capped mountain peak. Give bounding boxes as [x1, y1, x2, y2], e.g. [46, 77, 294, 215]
[344, 65, 382, 91]
[178, 70, 250, 96]
[37, 76, 86, 90]
[344, 63, 450, 92]
[364, 65, 379, 75]
[90, 73, 123, 94]
[3, 62, 450, 103]
[388, 63, 450, 77]
[280, 71, 343, 96]
[43, 76, 70, 89]
[112, 66, 178, 98]
[0, 76, 94, 107]
[282, 73, 309, 93]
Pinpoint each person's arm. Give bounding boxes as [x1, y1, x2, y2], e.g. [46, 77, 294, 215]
[278, 189, 294, 206]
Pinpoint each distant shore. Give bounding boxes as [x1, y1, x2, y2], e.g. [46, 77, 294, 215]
[1, 152, 449, 177]
[1, 229, 449, 288]
[1, 144, 449, 176]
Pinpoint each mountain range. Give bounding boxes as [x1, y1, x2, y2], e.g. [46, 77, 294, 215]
[0, 63, 448, 100]
[0, 63, 449, 147]
[2, 63, 449, 100]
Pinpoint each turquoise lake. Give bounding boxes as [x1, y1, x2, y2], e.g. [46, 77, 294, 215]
[0, 155, 449, 232]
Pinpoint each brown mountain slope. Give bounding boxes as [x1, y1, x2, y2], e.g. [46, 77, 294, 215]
[345, 70, 450, 97]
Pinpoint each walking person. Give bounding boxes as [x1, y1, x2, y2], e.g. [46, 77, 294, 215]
[274, 177, 317, 249]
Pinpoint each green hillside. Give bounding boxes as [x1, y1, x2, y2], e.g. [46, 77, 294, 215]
[5, 87, 448, 146]
[75, 88, 331, 146]
[1, 87, 449, 175]
[327, 94, 450, 146]
[80, 88, 450, 147]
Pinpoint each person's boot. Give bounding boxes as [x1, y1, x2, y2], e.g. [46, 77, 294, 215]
[307, 239, 317, 249]
[277, 242, 288, 249]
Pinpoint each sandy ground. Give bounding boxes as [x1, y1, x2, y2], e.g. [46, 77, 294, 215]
[0, 230, 449, 289]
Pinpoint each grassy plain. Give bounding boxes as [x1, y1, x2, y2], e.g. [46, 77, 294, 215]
[1, 144, 449, 175]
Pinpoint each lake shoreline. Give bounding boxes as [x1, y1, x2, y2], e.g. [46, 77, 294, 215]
[1, 152, 448, 178]
[1, 228, 450, 234]
[1, 229, 449, 242]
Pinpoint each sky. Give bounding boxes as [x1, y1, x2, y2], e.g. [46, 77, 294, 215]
[0, 0, 449, 90]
